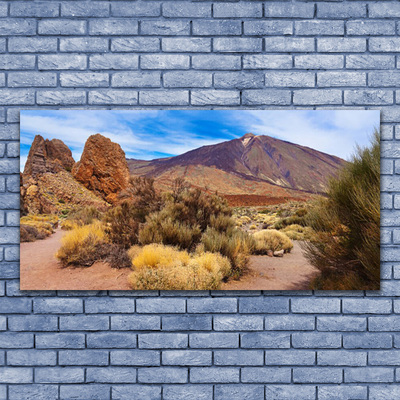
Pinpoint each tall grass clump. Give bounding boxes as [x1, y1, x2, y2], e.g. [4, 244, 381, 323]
[128, 244, 231, 290]
[253, 229, 293, 254]
[303, 131, 380, 290]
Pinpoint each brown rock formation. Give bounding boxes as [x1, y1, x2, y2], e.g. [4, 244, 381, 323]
[23, 135, 75, 177]
[72, 134, 130, 203]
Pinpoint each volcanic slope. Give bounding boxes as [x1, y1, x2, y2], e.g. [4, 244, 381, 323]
[127, 133, 345, 198]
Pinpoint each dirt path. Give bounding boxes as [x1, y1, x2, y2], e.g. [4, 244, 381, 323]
[20, 229, 131, 290]
[21, 231, 318, 291]
[222, 242, 319, 291]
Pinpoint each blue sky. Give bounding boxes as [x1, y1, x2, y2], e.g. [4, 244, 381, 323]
[20, 110, 380, 171]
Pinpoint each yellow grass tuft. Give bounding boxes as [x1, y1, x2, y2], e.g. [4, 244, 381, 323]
[253, 229, 293, 254]
[56, 221, 106, 266]
[128, 244, 231, 290]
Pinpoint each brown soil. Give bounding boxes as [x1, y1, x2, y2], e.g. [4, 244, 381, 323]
[223, 194, 309, 207]
[21, 232, 318, 291]
[20, 229, 131, 291]
[222, 242, 319, 290]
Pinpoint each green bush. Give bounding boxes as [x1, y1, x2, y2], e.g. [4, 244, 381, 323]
[303, 131, 380, 290]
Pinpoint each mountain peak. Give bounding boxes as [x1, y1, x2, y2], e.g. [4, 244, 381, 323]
[241, 133, 256, 139]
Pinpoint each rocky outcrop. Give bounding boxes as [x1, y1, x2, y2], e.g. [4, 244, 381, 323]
[72, 134, 130, 203]
[23, 135, 75, 177]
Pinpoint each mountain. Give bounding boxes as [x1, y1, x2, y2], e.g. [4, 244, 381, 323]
[127, 133, 346, 201]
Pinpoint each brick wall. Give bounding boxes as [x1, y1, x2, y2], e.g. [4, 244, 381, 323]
[0, 1, 399, 399]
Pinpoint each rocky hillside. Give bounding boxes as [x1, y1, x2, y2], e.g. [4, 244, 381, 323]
[21, 133, 130, 214]
[128, 133, 346, 197]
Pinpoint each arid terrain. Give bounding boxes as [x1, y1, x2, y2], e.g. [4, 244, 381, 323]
[21, 229, 131, 290]
[20, 131, 350, 291]
[21, 228, 316, 291]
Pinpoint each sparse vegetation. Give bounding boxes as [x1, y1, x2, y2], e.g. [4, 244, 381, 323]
[138, 185, 232, 249]
[21, 224, 47, 242]
[128, 244, 231, 290]
[20, 214, 58, 242]
[64, 206, 103, 228]
[303, 131, 380, 290]
[253, 229, 293, 254]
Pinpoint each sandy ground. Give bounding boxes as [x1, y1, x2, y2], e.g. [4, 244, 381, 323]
[20, 229, 131, 290]
[222, 242, 319, 291]
[21, 231, 318, 291]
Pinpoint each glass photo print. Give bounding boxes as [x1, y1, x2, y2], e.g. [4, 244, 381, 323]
[20, 110, 380, 291]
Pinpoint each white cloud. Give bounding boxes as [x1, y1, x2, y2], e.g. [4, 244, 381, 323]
[237, 110, 378, 160]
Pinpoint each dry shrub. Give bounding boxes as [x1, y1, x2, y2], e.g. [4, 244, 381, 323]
[138, 183, 234, 251]
[253, 229, 293, 254]
[102, 243, 132, 269]
[303, 131, 380, 290]
[20, 214, 58, 241]
[201, 227, 255, 276]
[273, 214, 307, 230]
[20, 224, 47, 242]
[104, 201, 140, 249]
[128, 244, 231, 290]
[240, 216, 251, 224]
[165, 186, 231, 232]
[56, 221, 106, 267]
[61, 219, 77, 231]
[209, 214, 236, 232]
[139, 213, 201, 251]
[65, 206, 103, 227]
[120, 176, 163, 221]
[282, 224, 315, 241]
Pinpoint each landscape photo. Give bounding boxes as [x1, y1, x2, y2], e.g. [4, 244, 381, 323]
[20, 110, 380, 291]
